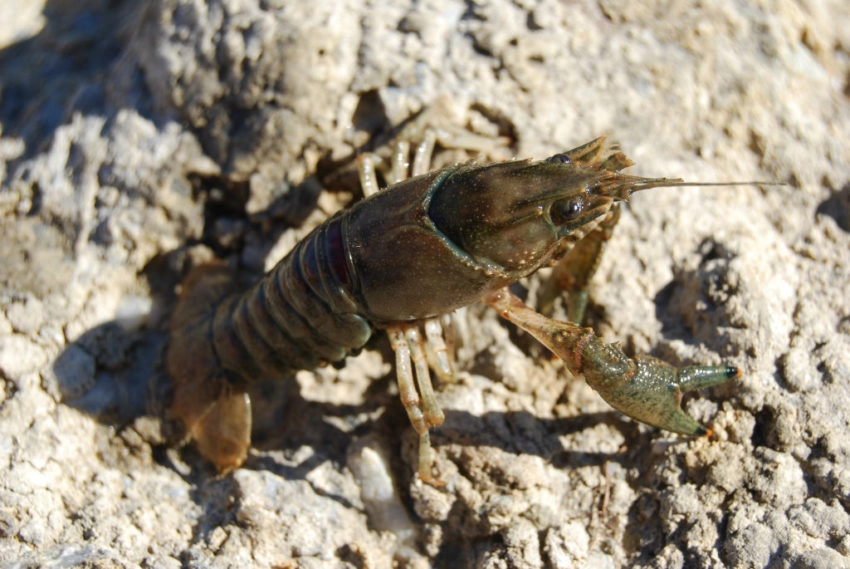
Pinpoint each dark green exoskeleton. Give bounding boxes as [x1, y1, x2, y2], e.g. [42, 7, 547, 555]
[168, 136, 751, 480]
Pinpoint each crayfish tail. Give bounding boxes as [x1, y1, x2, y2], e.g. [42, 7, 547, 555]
[169, 366, 252, 473]
[192, 390, 252, 475]
[167, 261, 253, 473]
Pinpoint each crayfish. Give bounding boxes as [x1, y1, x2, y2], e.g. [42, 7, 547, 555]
[168, 134, 755, 481]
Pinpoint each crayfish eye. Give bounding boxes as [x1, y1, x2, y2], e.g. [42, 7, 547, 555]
[550, 196, 583, 225]
[546, 153, 571, 164]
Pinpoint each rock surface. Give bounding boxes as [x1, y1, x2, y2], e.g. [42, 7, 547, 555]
[1, 0, 849, 567]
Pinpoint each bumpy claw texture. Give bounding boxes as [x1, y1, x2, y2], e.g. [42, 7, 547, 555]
[594, 355, 739, 436]
[487, 288, 738, 435]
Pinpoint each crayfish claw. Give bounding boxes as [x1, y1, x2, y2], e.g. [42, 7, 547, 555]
[596, 355, 738, 436]
[486, 288, 737, 436]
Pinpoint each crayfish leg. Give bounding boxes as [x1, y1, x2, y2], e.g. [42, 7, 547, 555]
[386, 322, 452, 482]
[487, 288, 737, 436]
[356, 130, 438, 197]
[538, 205, 621, 321]
[357, 154, 381, 197]
[418, 431, 443, 486]
[423, 316, 454, 382]
[386, 327, 427, 434]
[411, 130, 437, 176]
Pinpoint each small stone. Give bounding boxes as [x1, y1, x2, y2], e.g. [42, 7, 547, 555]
[5, 297, 45, 336]
[781, 348, 819, 392]
[0, 334, 47, 379]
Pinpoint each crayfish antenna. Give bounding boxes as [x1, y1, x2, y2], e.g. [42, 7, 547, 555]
[624, 178, 785, 198]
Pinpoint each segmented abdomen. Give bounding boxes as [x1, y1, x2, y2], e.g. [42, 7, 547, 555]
[172, 215, 373, 389]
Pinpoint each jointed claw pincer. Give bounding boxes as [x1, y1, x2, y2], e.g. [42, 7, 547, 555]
[486, 288, 741, 436]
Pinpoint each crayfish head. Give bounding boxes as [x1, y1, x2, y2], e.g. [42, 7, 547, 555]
[429, 137, 680, 275]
